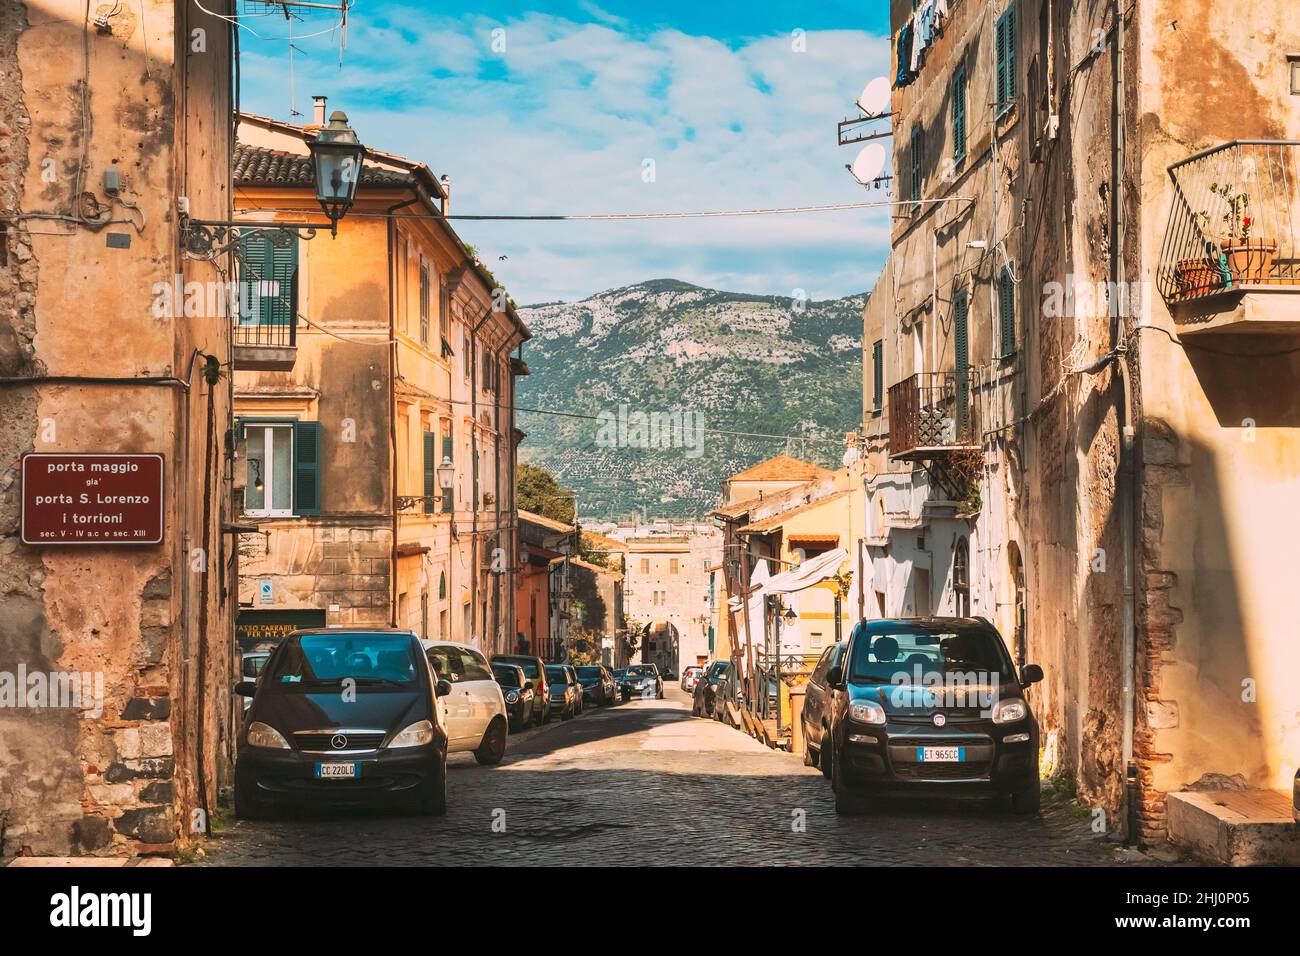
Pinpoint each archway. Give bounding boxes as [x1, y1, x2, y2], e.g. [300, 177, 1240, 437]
[643, 620, 681, 678]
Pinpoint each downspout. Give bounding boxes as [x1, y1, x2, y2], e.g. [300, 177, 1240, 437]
[387, 196, 419, 627]
[1112, 0, 1139, 845]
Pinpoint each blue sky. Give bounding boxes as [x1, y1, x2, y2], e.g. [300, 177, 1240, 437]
[234, 1, 893, 304]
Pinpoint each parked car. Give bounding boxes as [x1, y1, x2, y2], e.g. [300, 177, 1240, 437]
[801, 641, 848, 776]
[611, 668, 635, 702]
[625, 663, 663, 700]
[680, 665, 704, 694]
[577, 665, 618, 706]
[492, 662, 535, 732]
[692, 659, 734, 718]
[545, 664, 579, 720]
[234, 628, 450, 819]
[239, 641, 277, 713]
[821, 617, 1044, 816]
[564, 664, 585, 715]
[492, 654, 552, 725]
[1293, 766, 1299, 824]
[421, 641, 510, 765]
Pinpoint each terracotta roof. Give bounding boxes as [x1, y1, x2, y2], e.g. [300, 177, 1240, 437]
[580, 531, 626, 553]
[569, 557, 623, 580]
[517, 509, 575, 534]
[739, 490, 851, 534]
[725, 454, 833, 484]
[713, 494, 767, 519]
[234, 142, 414, 188]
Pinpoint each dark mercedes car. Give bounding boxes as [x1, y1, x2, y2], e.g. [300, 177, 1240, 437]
[233, 628, 451, 819]
[821, 618, 1043, 816]
[577, 665, 618, 706]
[492, 662, 536, 731]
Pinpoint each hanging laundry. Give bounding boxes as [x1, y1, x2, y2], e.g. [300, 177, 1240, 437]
[910, 14, 924, 73]
[895, 23, 914, 87]
[936, 0, 949, 18]
[917, 1, 939, 51]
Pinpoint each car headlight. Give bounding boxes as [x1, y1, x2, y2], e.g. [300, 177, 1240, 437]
[505, 690, 520, 703]
[849, 700, 887, 725]
[388, 719, 434, 748]
[992, 698, 1028, 724]
[246, 721, 290, 749]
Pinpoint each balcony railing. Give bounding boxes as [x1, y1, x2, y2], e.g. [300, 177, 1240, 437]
[1158, 141, 1300, 302]
[888, 371, 977, 460]
[233, 316, 296, 350]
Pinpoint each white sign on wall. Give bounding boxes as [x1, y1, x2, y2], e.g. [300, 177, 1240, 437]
[259, 579, 273, 605]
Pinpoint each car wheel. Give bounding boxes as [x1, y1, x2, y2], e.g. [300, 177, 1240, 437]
[803, 744, 819, 768]
[1010, 782, 1042, 816]
[474, 717, 508, 766]
[234, 773, 270, 820]
[830, 743, 870, 815]
[418, 753, 448, 816]
[561, 703, 574, 721]
[820, 727, 833, 778]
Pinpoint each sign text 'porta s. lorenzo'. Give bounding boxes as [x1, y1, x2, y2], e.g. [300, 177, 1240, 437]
[21, 454, 165, 545]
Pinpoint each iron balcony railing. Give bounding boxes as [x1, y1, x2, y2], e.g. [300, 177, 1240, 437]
[888, 370, 977, 460]
[1158, 140, 1300, 301]
[232, 314, 296, 350]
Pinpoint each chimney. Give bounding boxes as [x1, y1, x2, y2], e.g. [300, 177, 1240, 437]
[439, 174, 451, 216]
[312, 95, 327, 126]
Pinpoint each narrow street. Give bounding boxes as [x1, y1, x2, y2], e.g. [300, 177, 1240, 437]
[203, 687, 1127, 867]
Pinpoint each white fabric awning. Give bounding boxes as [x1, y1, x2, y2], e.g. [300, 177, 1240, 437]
[764, 547, 849, 594]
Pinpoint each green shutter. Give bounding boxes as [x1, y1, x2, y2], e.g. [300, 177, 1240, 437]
[996, 6, 1018, 115]
[293, 421, 322, 516]
[423, 431, 436, 514]
[999, 266, 1017, 356]
[953, 291, 970, 436]
[952, 67, 967, 162]
[237, 231, 297, 326]
[872, 340, 884, 409]
[910, 126, 923, 203]
[441, 431, 454, 514]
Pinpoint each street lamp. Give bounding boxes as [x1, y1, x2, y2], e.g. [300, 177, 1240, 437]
[310, 110, 365, 234]
[180, 108, 366, 258]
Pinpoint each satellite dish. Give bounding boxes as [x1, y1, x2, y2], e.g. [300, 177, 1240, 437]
[857, 77, 891, 117]
[849, 143, 887, 185]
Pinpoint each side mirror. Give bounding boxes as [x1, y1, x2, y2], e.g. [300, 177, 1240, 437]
[826, 666, 843, 689]
[234, 680, 257, 698]
[1020, 664, 1044, 685]
[435, 679, 453, 698]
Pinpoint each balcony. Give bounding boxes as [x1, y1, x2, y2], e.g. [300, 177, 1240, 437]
[232, 318, 297, 372]
[888, 371, 977, 461]
[1158, 140, 1300, 332]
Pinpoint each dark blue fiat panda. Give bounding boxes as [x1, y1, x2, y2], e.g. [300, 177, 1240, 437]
[821, 617, 1044, 816]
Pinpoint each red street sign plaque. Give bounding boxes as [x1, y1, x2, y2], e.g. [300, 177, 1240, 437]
[21, 453, 165, 545]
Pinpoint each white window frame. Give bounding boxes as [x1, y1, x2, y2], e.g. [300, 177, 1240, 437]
[245, 423, 294, 517]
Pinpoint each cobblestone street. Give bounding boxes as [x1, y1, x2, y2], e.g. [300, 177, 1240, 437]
[203, 687, 1143, 866]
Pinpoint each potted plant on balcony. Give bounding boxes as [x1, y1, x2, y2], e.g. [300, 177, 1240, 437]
[1208, 181, 1276, 283]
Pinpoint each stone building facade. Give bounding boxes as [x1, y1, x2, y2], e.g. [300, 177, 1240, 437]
[0, 1, 236, 857]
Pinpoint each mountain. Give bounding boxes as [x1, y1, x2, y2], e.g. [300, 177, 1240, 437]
[515, 279, 865, 520]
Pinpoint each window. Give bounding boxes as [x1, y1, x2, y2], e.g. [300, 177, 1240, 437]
[439, 280, 451, 350]
[996, 5, 1019, 116]
[952, 63, 968, 163]
[419, 262, 431, 347]
[999, 264, 1017, 357]
[670, 558, 679, 574]
[237, 231, 297, 326]
[640, 558, 650, 574]
[423, 430, 437, 514]
[242, 421, 321, 517]
[953, 537, 970, 616]
[909, 124, 923, 207]
[872, 339, 884, 410]
[440, 420, 454, 514]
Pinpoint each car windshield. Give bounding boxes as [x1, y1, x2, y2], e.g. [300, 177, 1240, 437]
[628, 666, 654, 676]
[496, 657, 540, 678]
[613, 669, 628, 678]
[493, 666, 522, 688]
[577, 667, 601, 680]
[544, 666, 568, 684]
[265, 633, 419, 685]
[708, 661, 729, 677]
[847, 623, 1014, 683]
[242, 654, 269, 678]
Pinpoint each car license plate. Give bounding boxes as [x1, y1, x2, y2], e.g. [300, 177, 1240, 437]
[918, 746, 964, 762]
[314, 762, 359, 779]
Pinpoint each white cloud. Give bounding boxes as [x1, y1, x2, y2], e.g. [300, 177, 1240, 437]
[238, 8, 895, 303]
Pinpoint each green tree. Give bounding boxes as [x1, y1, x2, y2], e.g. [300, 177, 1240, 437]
[517, 462, 575, 524]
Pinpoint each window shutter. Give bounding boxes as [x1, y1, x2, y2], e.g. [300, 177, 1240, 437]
[953, 291, 970, 435]
[269, 239, 298, 326]
[910, 126, 923, 204]
[293, 421, 322, 516]
[999, 266, 1017, 356]
[996, 7, 1018, 114]
[952, 67, 967, 161]
[441, 430, 454, 514]
[872, 340, 884, 409]
[423, 431, 436, 514]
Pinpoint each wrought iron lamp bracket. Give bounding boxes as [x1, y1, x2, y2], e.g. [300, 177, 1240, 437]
[180, 216, 324, 261]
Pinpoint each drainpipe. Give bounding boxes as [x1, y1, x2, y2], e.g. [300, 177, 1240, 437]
[1111, 0, 1139, 845]
[387, 196, 419, 627]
